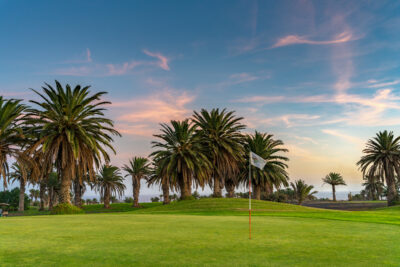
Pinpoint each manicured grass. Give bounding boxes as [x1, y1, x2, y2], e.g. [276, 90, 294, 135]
[9, 202, 161, 216]
[82, 202, 161, 213]
[1, 199, 400, 266]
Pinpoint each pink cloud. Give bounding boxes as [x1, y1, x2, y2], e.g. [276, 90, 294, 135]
[106, 61, 142, 76]
[86, 48, 92, 62]
[112, 90, 195, 136]
[143, 49, 170, 71]
[272, 31, 353, 48]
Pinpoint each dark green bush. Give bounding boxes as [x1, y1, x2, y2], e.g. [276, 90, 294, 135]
[50, 203, 84, 215]
[0, 188, 30, 210]
[180, 195, 196, 201]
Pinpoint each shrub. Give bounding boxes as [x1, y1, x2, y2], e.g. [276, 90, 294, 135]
[124, 197, 133, 203]
[151, 197, 160, 202]
[180, 195, 196, 201]
[0, 188, 30, 211]
[50, 203, 84, 215]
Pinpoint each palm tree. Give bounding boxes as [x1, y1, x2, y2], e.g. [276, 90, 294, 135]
[0, 97, 30, 187]
[46, 171, 60, 210]
[291, 179, 317, 205]
[73, 175, 87, 208]
[192, 108, 245, 197]
[357, 131, 400, 206]
[362, 175, 384, 200]
[151, 120, 211, 200]
[94, 165, 126, 209]
[29, 188, 35, 203]
[25, 81, 120, 204]
[9, 163, 28, 211]
[322, 172, 346, 202]
[123, 157, 151, 207]
[148, 159, 171, 205]
[244, 131, 289, 200]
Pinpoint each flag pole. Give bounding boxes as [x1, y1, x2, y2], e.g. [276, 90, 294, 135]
[249, 152, 251, 240]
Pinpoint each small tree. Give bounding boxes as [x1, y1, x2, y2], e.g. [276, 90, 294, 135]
[94, 165, 126, 209]
[291, 179, 317, 205]
[322, 172, 346, 201]
[123, 157, 151, 208]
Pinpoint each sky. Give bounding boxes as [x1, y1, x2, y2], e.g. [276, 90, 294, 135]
[1, 0, 400, 197]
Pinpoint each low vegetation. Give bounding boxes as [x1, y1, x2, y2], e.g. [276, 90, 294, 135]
[1, 199, 400, 266]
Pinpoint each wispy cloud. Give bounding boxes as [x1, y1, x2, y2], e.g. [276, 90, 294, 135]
[143, 49, 170, 71]
[272, 31, 354, 48]
[54, 49, 170, 77]
[112, 90, 195, 136]
[322, 129, 364, 146]
[86, 48, 92, 62]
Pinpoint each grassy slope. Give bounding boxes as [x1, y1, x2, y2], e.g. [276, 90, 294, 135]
[1, 199, 400, 266]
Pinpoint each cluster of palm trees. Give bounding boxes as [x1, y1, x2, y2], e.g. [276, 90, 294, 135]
[1, 80, 399, 211]
[357, 130, 400, 206]
[0, 81, 292, 211]
[148, 109, 290, 203]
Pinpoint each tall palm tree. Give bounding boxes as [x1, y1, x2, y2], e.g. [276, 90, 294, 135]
[46, 171, 60, 210]
[25, 81, 120, 204]
[151, 120, 211, 200]
[244, 131, 289, 200]
[362, 175, 384, 200]
[147, 159, 171, 205]
[291, 179, 317, 205]
[192, 108, 245, 197]
[94, 165, 125, 209]
[123, 157, 151, 207]
[357, 131, 400, 206]
[9, 163, 28, 211]
[0, 97, 29, 186]
[73, 175, 87, 208]
[322, 172, 346, 202]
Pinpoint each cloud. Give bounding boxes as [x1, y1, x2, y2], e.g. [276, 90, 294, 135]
[54, 49, 170, 77]
[86, 48, 92, 62]
[368, 80, 399, 88]
[112, 90, 195, 136]
[272, 31, 353, 48]
[322, 129, 364, 146]
[143, 49, 170, 71]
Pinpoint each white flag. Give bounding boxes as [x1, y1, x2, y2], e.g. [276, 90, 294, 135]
[250, 151, 266, 170]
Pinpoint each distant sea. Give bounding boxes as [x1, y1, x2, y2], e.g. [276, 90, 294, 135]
[84, 191, 359, 203]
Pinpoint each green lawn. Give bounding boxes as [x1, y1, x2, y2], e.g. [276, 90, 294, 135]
[1, 198, 400, 266]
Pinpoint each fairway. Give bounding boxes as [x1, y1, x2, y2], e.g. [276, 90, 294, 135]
[1, 199, 400, 266]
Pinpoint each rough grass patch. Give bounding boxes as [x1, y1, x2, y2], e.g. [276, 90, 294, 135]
[50, 203, 84, 215]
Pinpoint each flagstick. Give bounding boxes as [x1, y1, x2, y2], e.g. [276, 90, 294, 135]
[249, 153, 251, 240]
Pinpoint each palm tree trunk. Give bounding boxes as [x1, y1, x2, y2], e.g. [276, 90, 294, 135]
[213, 177, 222, 198]
[74, 180, 82, 208]
[264, 182, 273, 196]
[60, 168, 71, 204]
[104, 186, 110, 209]
[178, 176, 190, 200]
[385, 162, 399, 206]
[48, 188, 54, 211]
[18, 179, 25, 212]
[39, 182, 46, 211]
[133, 177, 141, 207]
[332, 185, 336, 202]
[186, 177, 192, 196]
[254, 184, 261, 200]
[162, 177, 170, 205]
[226, 183, 235, 198]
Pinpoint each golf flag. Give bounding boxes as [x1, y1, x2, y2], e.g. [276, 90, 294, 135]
[248, 151, 266, 240]
[250, 151, 266, 170]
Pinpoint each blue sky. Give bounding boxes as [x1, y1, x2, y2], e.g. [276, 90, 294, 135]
[1, 0, 400, 196]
